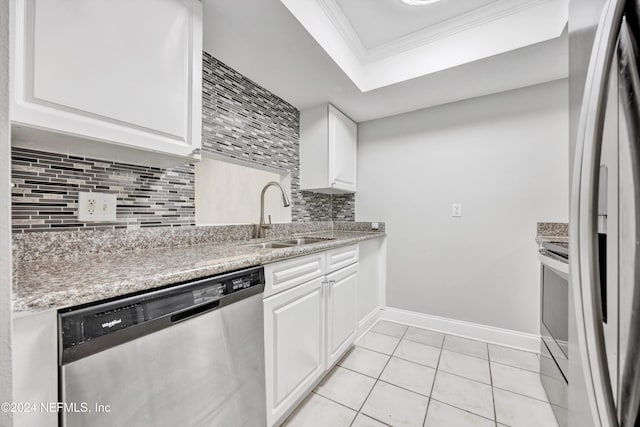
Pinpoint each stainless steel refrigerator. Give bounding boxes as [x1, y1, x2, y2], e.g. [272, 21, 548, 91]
[570, 0, 640, 426]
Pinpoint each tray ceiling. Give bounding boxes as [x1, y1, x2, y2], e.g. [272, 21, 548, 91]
[279, 0, 568, 91]
[202, 0, 568, 122]
[334, 0, 499, 51]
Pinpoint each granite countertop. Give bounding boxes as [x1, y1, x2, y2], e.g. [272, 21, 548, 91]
[536, 222, 568, 245]
[13, 230, 385, 313]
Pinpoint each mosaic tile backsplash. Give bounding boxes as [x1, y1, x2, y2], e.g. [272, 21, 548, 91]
[201, 53, 355, 222]
[12, 147, 195, 232]
[11, 52, 355, 232]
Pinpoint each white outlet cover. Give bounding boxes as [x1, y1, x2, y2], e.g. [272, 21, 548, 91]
[371, 222, 379, 230]
[78, 192, 117, 222]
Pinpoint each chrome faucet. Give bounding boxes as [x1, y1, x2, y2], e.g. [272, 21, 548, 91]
[258, 181, 290, 238]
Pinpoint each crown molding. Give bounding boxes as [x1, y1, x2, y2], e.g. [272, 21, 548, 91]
[281, 0, 567, 92]
[315, 0, 368, 60]
[316, 0, 560, 64]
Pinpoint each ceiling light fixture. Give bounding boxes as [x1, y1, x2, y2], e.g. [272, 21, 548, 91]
[400, 0, 441, 6]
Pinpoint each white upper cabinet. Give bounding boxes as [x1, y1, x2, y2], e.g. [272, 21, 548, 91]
[300, 104, 357, 193]
[10, 0, 203, 167]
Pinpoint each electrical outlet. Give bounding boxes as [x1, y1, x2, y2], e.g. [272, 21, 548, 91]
[78, 192, 117, 222]
[451, 203, 462, 218]
[371, 222, 379, 230]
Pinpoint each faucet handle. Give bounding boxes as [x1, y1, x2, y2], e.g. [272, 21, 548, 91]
[268, 214, 272, 225]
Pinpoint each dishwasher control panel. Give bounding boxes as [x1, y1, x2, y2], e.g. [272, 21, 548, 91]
[59, 266, 265, 364]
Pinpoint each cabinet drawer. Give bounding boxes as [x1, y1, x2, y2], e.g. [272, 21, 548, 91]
[264, 254, 326, 298]
[326, 245, 359, 273]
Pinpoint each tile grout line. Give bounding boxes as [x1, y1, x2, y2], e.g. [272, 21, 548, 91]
[350, 325, 409, 427]
[308, 391, 365, 423]
[488, 346, 498, 426]
[375, 322, 541, 362]
[490, 358, 542, 374]
[491, 385, 553, 405]
[329, 322, 545, 427]
[428, 397, 498, 424]
[423, 334, 445, 426]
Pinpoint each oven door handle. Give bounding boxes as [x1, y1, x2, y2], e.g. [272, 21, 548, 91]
[538, 251, 570, 277]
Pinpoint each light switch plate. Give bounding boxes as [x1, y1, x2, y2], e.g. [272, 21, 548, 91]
[451, 203, 462, 217]
[78, 192, 117, 222]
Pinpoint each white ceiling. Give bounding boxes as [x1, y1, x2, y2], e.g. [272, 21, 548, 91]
[278, 0, 567, 91]
[202, 0, 568, 123]
[334, 0, 499, 50]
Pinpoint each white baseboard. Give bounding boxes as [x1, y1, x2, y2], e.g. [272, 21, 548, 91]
[379, 307, 540, 353]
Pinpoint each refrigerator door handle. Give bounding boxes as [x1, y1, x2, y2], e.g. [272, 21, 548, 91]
[617, 17, 640, 427]
[571, 0, 625, 426]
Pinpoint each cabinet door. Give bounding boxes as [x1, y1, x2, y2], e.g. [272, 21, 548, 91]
[328, 105, 357, 192]
[11, 0, 202, 163]
[264, 277, 325, 426]
[326, 263, 358, 367]
[13, 311, 58, 427]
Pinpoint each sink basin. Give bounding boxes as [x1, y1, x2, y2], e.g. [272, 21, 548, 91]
[249, 242, 295, 249]
[279, 238, 332, 245]
[247, 237, 334, 249]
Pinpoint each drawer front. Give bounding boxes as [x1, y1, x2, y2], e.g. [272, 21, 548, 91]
[264, 254, 326, 298]
[326, 245, 359, 273]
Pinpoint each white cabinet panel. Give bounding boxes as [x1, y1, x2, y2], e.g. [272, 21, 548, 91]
[326, 244, 359, 273]
[264, 277, 325, 427]
[326, 263, 358, 367]
[262, 243, 378, 425]
[300, 104, 357, 194]
[357, 239, 385, 326]
[13, 310, 58, 427]
[10, 0, 202, 167]
[264, 253, 325, 298]
[328, 105, 357, 192]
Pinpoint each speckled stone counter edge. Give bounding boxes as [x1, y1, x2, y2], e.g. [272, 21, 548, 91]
[536, 222, 568, 244]
[537, 222, 568, 238]
[13, 231, 385, 313]
[13, 221, 385, 262]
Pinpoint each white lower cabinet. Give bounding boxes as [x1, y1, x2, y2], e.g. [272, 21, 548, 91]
[326, 263, 358, 367]
[263, 245, 360, 426]
[13, 311, 58, 427]
[264, 276, 326, 427]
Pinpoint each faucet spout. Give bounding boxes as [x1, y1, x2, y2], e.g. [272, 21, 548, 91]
[259, 181, 290, 238]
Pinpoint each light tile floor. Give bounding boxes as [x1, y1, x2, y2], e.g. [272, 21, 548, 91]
[283, 320, 560, 427]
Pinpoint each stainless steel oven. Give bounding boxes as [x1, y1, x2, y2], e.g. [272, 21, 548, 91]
[539, 241, 569, 426]
[540, 242, 570, 377]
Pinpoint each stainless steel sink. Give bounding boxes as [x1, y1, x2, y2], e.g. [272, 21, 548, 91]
[278, 238, 331, 245]
[247, 237, 333, 249]
[249, 242, 295, 249]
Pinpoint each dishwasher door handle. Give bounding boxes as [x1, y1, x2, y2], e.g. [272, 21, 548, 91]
[171, 300, 220, 323]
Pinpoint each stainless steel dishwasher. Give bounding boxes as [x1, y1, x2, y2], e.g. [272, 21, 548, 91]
[58, 266, 266, 427]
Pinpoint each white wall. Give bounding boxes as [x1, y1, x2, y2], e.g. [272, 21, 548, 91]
[0, 0, 13, 423]
[195, 155, 291, 225]
[357, 80, 569, 334]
